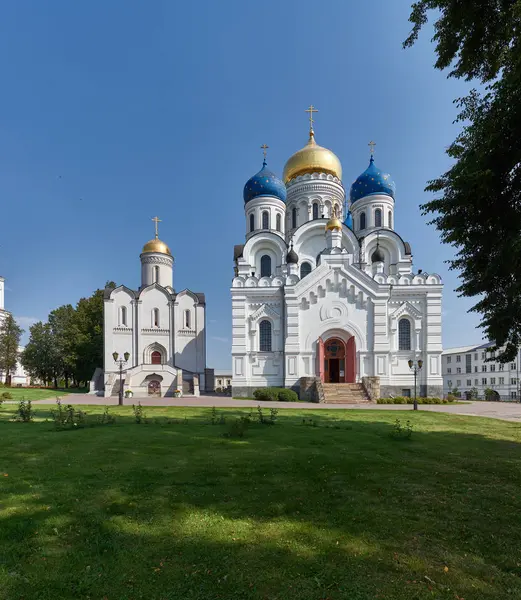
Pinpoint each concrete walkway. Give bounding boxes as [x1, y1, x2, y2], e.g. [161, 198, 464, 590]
[30, 394, 521, 422]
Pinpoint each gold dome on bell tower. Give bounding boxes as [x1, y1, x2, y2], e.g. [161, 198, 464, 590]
[141, 216, 172, 256]
[283, 105, 342, 184]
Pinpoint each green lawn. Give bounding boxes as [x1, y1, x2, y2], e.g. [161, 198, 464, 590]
[0, 387, 86, 401]
[1, 405, 521, 599]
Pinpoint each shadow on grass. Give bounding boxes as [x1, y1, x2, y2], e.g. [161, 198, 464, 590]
[1, 408, 521, 599]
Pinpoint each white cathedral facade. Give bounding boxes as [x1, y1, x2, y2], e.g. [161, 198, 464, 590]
[100, 222, 207, 397]
[231, 117, 443, 399]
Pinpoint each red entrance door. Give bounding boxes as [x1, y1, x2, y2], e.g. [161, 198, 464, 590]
[346, 337, 356, 383]
[324, 338, 346, 383]
[148, 380, 161, 396]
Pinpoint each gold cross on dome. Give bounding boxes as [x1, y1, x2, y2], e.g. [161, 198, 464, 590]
[368, 140, 376, 157]
[305, 104, 318, 131]
[260, 144, 269, 160]
[152, 216, 162, 238]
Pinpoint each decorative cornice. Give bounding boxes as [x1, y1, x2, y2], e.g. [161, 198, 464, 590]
[178, 329, 196, 336]
[141, 328, 170, 335]
[141, 255, 173, 266]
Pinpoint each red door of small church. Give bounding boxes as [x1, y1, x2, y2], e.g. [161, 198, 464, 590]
[322, 337, 356, 383]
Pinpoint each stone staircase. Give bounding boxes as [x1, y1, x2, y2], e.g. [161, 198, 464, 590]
[322, 383, 372, 404]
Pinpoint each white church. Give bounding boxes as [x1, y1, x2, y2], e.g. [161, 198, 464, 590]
[231, 109, 443, 400]
[100, 219, 207, 397]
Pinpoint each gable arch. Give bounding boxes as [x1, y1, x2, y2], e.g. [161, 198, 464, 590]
[143, 342, 168, 365]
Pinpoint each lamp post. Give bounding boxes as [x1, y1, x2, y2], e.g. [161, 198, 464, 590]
[408, 358, 423, 411]
[113, 351, 130, 406]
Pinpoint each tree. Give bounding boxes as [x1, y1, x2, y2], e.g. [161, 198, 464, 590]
[0, 314, 23, 384]
[21, 322, 59, 387]
[404, 1, 521, 361]
[48, 305, 78, 388]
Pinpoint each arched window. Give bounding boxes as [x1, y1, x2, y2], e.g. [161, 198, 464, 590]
[375, 209, 382, 228]
[151, 351, 162, 365]
[185, 310, 191, 329]
[300, 262, 312, 278]
[120, 306, 127, 326]
[260, 255, 271, 277]
[276, 213, 281, 232]
[312, 203, 319, 220]
[259, 320, 272, 352]
[292, 207, 297, 229]
[153, 308, 160, 328]
[154, 265, 160, 284]
[262, 211, 269, 229]
[249, 213, 255, 233]
[360, 212, 366, 230]
[398, 318, 411, 351]
[388, 211, 392, 228]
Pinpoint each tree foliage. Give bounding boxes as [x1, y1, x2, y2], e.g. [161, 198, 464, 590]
[405, 1, 521, 360]
[0, 314, 23, 384]
[21, 283, 114, 387]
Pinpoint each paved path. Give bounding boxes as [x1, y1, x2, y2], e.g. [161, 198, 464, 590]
[30, 394, 521, 422]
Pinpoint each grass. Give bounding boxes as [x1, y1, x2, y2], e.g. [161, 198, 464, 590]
[1, 404, 521, 599]
[0, 387, 86, 401]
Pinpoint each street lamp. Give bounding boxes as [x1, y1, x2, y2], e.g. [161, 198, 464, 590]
[408, 358, 423, 411]
[113, 351, 130, 406]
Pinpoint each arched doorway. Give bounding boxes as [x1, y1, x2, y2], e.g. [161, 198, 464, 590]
[320, 335, 356, 383]
[148, 380, 161, 396]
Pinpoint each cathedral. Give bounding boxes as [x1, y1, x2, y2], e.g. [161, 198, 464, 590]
[231, 109, 443, 399]
[100, 219, 207, 397]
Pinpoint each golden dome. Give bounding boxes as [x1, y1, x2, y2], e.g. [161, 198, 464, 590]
[142, 237, 172, 256]
[283, 130, 342, 184]
[325, 216, 342, 231]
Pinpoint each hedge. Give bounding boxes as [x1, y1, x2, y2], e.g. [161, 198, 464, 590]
[376, 397, 454, 404]
[253, 387, 299, 402]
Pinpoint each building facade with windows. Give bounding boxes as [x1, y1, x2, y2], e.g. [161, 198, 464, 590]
[0, 276, 29, 386]
[231, 116, 444, 398]
[99, 222, 207, 397]
[442, 342, 521, 399]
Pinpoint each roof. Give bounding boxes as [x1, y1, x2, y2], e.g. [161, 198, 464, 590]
[214, 369, 232, 376]
[442, 345, 484, 355]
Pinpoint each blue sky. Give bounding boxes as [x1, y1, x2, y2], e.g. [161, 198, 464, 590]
[0, 1, 480, 369]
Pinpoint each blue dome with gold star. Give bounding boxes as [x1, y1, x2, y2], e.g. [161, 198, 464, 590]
[344, 211, 353, 229]
[350, 157, 396, 203]
[243, 161, 287, 204]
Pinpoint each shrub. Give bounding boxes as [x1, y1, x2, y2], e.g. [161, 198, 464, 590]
[50, 400, 87, 430]
[377, 396, 450, 405]
[97, 406, 116, 425]
[390, 418, 413, 440]
[132, 402, 147, 424]
[253, 387, 299, 402]
[223, 416, 250, 438]
[13, 399, 33, 422]
[1, 391, 13, 400]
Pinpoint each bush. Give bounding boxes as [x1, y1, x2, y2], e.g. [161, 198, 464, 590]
[13, 399, 33, 422]
[1, 391, 13, 400]
[390, 419, 413, 440]
[132, 402, 147, 424]
[253, 387, 299, 402]
[377, 397, 451, 405]
[223, 416, 250, 438]
[50, 400, 87, 430]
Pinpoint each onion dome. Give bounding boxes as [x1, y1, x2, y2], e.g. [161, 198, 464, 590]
[350, 156, 396, 203]
[286, 243, 299, 264]
[283, 130, 342, 184]
[371, 241, 384, 263]
[243, 160, 287, 204]
[325, 214, 342, 232]
[344, 211, 353, 230]
[142, 237, 172, 256]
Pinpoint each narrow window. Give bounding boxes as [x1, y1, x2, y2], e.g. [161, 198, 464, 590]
[360, 212, 366, 230]
[249, 213, 255, 232]
[375, 209, 382, 227]
[260, 255, 271, 277]
[120, 306, 127, 326]
[292, 207, 297, 229]
[300, 262, 312, 278]
[154, 265, 160, 284]
[398, 318, 411, 351]
[388, 210, 392, 228]
[185, 309, 191, 329]
[312, 203, 319, 220]
[151, 351, 161, 365]
[262, 211, 269, 229]
[259, 320, 272, 352]
[153, 308, 160, 328]
[276, 213, 281, 232]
